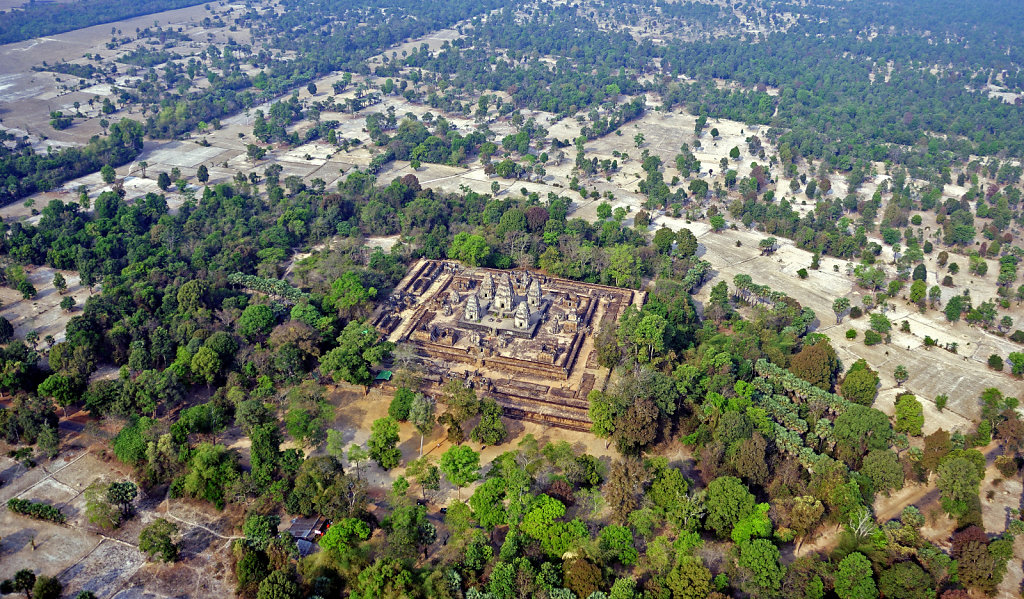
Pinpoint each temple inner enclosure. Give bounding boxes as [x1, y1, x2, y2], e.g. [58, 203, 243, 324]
[373, 260, 639, 430]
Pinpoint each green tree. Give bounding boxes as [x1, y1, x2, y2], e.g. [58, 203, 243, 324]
[835, 552, 878, 599]
[729, 146, 740, 160]
[84, 483, 120, 529]
[869, 313, 891, 335]
[6, 570, 35, 599]
[51, 272, 66, 294]
[408, 393, 435, 457]
[833, 404, 892, 466]
[32, 576, 62, 599]
[319, 517, 370, 559]
[739, 539, 784, 593]
[894, 394, 924, 436]
[861, 449, 904, 495]
[439, 444, 480, 499]
[37, 373, 76, 417]
[388, 387, 415, 421]
[139, 518, 178, 562]
[106, 481, 137, 519]
[840, 360, 879, 406]
[157, 171, 171, 191]
[665, 556, 712, 599]
[704, 476, 756, 538]
[368, 416, 401, 469]
[326, 272, 377, 320]
[894, 365, 909, 386]
[447, 232, 491, 266]
[242, 513, 280, 551]
[190, 346, 222, 386]
[196, 164, 209, 183]
[878, 561, 935, 599]
[936, 456, 982, 518]
[100, 164, 116, 184]
[256, 570, 300, 599]
[833, 297, 851, 323]
[598, 524, 639, 566]
[238, 304, 275, 342]
[471, 398, 507, 445]
[17, 278, 36, 300]
[319, 322, 393, 386]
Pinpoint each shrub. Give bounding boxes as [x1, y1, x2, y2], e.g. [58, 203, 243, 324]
[994, 455, 1018, 478]
[849, 306, 863, 319]
[894, 395, 924, 436]
[935, 394, 948, 411]
[988, 354, 1004, 371]
[845, 329, 857, 339]
[1010, 330, 1024, 344]
[7, 498, 66, 523]
[864, 330, 883, 346]
[797, 268, 808, 279]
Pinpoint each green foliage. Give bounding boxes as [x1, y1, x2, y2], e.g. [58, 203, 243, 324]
[860, 449, 904, 495]
[319, 322, 393, 386]
[179, 442, 238, 509]
[731, 503, 772, 544]
[894, 394, 924, 436]
[835, 552, 877, 599]
[439, 444, 480, 490]
[704, 476, 756, 538]
[368, 416, 401, 469]
[238, 304, 276, 342]
[598, 524, 638, 566]
[878, 561, 935, 599]
[242, 513, 280, 551]
[936, 455, 982, 518]
[6, 498, 66, 523]
[738, 539, 784, 592]
[841, 360, 879, 406]
[389, 387, 415, 421]
[139, 518, 178, 562]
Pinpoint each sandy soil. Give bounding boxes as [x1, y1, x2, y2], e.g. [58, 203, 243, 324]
[0, 414, 238, 598]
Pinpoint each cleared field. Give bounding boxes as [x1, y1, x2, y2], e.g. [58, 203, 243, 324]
[0, 265, 92, 343]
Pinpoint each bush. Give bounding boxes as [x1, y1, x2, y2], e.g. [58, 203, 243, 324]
[894, 395, 924, 436]
[864, 330, 883, 346]
[797, 268, 808, 279]
[941, 275, 954, 287]
[988, 354, 1004, 371]
[7, 498, 66, 523]
[935, 394, 948, 411]
[995, 455, 1018, 478]
[1010, 330, 1024, 344]
[845, 329, 857, 339]
[849, 306, 863, 319]
[388, 387, 415, 421]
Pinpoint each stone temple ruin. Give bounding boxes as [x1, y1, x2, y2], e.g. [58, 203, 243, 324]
[370, 260, 639, 430]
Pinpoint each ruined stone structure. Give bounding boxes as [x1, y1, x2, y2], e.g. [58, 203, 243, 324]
[493, 275, 515, 311]
[527, 279, 542, 308]
[465, 294, 480, 321]
[479, 273, 495, 300]
[514, 301, 531, 329]
[370, 260, 638, 431]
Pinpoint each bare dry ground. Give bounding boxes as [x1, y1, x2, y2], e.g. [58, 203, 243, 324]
[0, 265, 93, 343]
[0, 419, 238, 598]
